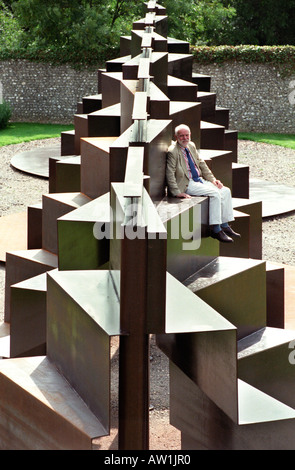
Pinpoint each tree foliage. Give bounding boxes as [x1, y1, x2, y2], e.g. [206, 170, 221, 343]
[161, 0, 236, 45]
[228, 0, 295, 45]
[0, 0, 21, 48]
[2, 0, 144, 65]
[0, 0, 295, 68]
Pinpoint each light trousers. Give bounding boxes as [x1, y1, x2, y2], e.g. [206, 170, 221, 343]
[185, 179, 235, 226]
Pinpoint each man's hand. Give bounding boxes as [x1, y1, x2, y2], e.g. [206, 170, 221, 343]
[176, 192, 191, 199]
[213, 179, 223, 189]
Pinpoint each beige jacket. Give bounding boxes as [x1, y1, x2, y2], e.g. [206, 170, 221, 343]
[166, 141, 216, 196]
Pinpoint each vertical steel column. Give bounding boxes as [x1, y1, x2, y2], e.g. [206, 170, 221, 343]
[118, 229, 150, 450]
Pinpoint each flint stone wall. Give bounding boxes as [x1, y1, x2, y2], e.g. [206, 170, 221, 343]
[193, 61, 295, 133]
[0, 59, 99, 124]
[0, 59, 295, 132]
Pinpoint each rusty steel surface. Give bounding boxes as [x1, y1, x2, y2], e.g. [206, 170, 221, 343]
[119, 234, 150, 449]
[80, 137, 117, 199]
[183, 257, 267, 341]
[157, 272, 238, 423]
[10, 145, 61, 178]
[1, 0, 292, 452]
[53, 156, 81, 193]
[4, 249, 58, 322]
[47, 269, 121, 433]
[0, 356, 107, 449]
[171, 361, 295, 450]
[10, 273, 47, 358]
[42, 192, 90, 255]
[58, 192, 110, 271]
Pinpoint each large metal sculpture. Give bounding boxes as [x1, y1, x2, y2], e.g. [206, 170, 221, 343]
[0, 0, 293, 450]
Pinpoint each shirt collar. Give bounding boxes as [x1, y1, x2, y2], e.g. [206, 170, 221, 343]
[177, 142, 189, 150]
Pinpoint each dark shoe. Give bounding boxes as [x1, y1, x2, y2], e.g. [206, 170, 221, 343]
[211, 230, 233, 243]
[222, 226, 241, 238]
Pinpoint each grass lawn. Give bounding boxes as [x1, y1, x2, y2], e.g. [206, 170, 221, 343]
[0, 122, 74, 147]
[238, 132, 295, 150]
[1, 124, 295, 150]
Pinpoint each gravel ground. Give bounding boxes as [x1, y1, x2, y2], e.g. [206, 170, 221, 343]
[238, 140, 295, 267]
[0, 137, 294, 449]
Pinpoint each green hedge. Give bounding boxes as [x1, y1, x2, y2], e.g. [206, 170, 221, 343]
[191, 45, 295, 76]
[0, 46, 112, 69]
[0, 101, 12, 130]
[1, 44, 295, 75]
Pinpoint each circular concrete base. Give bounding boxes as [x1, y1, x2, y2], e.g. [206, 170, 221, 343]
[10, 145, 65, 178]
[250, 178, 295, 218]
[10, 147, 295, 218]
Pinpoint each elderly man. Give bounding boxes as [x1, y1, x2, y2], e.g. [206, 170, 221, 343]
[166, 124, 240, 243]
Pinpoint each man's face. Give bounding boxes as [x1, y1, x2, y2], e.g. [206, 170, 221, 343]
[176, 128, 190, 147]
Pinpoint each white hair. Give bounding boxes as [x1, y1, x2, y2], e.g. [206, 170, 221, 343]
[174, 124, 191, 136]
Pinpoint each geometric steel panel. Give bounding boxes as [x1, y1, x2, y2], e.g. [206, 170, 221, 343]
[150, 52, 168, 96]
[167, 76, 198, 103]
[28, 203, 41, 250]
[106, 55, 131, 73]
[80, 137, 118, 199]
[266, 263, 285, 328]
[130, 30, 165, 59]
[197, 91, 216, 122]
[82, 94, 102, 114]
[156, 195, 219, 282]
[120, 80, 138, 134]
[118, 233, 150, 449]
[57, 193, 110, 270]
[88, 104, 121, 139]
[192, 72, 211, 92]
[238, 327, 295, 409]
[170, 361, 295, 450]
[133, 14, 168, 38]
[49, 156, 81, 194]
[74, 114, 89, 155]
[157, 272, 238, 423]
[167, 37, 190, 54]
[148, 82, 170, 120]
[4, 249, 58, 322]
[219, 210, 250, 259]
[183, 257, 267, 340]
[42, 192, 91, 255]
[142, 119, 172, 200]
[214, 106, 230, 129]
[109, 128, 132, 185]
[200, 121, 225, 150]
[100, 72, 123, 107]
[120, 36, 131, 57]
[10, 273, 47, 357]
[0, 356, 107, 449]
[224, 129, 238, 162]
[101, 72, 123, 109]
[168, 53, 193, 82]
[232, 163, 249, 198]
[233, 198, 262, 259]
[122, 55, 142, 80]
[47, 269, 120, 432]
[61, 130, 75, 156]
[200, 149, 233, 190]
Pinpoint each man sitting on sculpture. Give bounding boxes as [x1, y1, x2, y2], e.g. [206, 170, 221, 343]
[166, 124, 240, 243]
